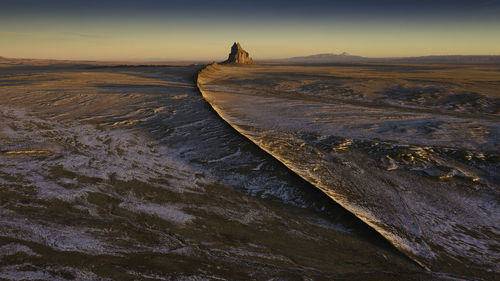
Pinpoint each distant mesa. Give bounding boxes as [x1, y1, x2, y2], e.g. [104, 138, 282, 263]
[222, 42, 254, 65]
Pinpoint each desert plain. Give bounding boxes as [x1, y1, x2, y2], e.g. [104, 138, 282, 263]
[0, 57, 498, 280]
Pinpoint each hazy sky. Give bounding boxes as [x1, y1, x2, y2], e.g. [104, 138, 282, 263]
[1, 0, 499, 60]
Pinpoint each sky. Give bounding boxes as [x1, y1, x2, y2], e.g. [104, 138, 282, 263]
[0, 0, 499, 60]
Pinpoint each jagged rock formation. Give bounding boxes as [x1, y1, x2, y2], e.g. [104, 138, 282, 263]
[223, 42, 254, 65]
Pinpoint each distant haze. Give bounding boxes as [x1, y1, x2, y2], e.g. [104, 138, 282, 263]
[0, 0, 499, 60]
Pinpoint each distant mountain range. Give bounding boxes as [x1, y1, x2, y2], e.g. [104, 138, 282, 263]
[266, 53, 363, 63]
[285, 52, 367, 63]
[266, 53, 500, 65]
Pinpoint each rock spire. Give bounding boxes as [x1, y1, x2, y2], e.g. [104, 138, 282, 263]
[223, 42, 254, 65]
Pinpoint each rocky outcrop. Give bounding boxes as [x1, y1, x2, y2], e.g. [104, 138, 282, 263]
[223, 42, 254, 65]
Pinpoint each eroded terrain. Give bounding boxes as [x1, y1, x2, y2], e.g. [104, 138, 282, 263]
[0, 61, 437, 280]
[198, 63, 500, 280]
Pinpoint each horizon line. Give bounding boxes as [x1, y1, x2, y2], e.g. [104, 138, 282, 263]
[3, 53, 500, 63]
